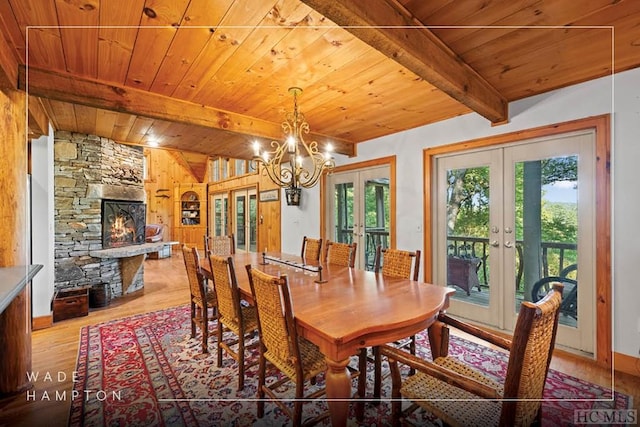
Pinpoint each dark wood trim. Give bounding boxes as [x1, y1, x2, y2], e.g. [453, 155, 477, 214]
[423, 115, 611, 367]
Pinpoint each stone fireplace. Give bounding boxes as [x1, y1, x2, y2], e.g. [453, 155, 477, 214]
[54, 131, 146, 297]
[101, 199, 146, 248]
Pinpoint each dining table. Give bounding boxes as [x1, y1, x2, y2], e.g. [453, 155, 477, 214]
[201, 251, 455, 426]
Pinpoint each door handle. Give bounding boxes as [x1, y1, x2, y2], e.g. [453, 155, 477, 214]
[504, 241, 514, 248]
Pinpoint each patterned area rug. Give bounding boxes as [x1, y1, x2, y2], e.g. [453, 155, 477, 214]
[69, 305, 631, 426]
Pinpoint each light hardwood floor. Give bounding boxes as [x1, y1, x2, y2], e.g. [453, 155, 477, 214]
[0, 252, 637, 426]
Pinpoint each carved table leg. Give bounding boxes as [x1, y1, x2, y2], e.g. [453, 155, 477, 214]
[325, 356, 351, 427]
[427, 320, 450, 359]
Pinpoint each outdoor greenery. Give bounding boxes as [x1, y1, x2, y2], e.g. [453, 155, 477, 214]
[447, 156, 578, 289]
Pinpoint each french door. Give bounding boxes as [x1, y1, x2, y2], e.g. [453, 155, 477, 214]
[434, 130, 595, 354]
[209, 192, 229, 237]
[233, 188, 257, 253]
[325, 166, 390, 270]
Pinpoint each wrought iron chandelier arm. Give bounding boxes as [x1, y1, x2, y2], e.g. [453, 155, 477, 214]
[295, 136, 334, 188]
[250, 86, 335, 204]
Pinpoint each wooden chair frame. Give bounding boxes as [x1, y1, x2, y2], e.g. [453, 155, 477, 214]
[245, 265, 329, 426]
[181, 244, 216, 353]
[208, 254, 258, 390]
[381, 283, 563, 427]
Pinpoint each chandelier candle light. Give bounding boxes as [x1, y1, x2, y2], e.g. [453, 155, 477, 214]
[252, 87, 335, 206]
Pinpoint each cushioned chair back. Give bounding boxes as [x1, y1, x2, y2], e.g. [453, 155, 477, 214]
[501, 284, 563, 425]
[209, 255, 240, 325]
[247, 267, 297, 365]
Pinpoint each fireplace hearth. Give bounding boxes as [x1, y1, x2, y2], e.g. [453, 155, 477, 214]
[101, 200, 146, 248]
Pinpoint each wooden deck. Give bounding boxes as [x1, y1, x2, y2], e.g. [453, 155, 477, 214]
[450, 285, 578, 328]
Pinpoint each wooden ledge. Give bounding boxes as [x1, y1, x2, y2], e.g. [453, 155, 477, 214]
[89, 242, 179, 258]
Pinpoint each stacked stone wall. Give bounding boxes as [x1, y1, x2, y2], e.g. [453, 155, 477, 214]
[53, 131, 143, 297]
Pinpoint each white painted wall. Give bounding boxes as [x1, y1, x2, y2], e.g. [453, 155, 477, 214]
[281, 67, 640, 358]
[31, 127, 55, 319]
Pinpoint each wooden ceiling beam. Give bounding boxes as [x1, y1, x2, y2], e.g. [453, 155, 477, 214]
[168, 151, 204, 183]
[27, 96, 50, 138]
[301, 0, 509, 124]
[18, 65, 356, 157]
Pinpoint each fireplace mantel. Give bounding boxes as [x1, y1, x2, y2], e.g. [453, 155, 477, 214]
[89, 242, 175, 258]
[86, 183, 146, 202]
[90, 242, 178, 294]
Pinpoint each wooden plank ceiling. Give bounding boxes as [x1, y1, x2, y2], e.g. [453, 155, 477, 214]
[1, 0, 638, 180]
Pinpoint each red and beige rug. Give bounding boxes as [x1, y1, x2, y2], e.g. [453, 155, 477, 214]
[69, 305, 631, 426]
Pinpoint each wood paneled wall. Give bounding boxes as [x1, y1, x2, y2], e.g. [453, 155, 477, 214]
[207, 171, 282, 253]
[143, 148, 203, 241]
[143, 150, 281, 252]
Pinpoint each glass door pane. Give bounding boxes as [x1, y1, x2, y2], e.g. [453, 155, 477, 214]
[235, 194, 246, 252]
[436, 149, 502, 328]
[446, 166, 491, 307]
[363, 177, 390, 270]
[233, 188, 257, 254]
[333, 181, 354, 245]
[504, 130, 595, 356]
[326, 166, 390, 270]
[212, 193, 228, 237]
[249, 192, 257, 252]
[513, 156, 578, 328]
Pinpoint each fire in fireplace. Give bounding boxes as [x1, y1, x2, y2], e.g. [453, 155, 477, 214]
[101, 199, 146, 248]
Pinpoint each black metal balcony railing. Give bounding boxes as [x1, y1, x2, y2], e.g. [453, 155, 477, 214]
[334, 229, 576, 293]
[447, 235, 577, 292]
[336, 227, 389, 270]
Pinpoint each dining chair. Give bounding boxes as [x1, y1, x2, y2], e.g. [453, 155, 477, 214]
[364, 246, 421, 400]
[204, 234, 235, 255]
[300, 236, 322, 262]
[182, 244, 216, 353]
[374, 246, 421, 281]
[208, 254, 258, 390]
[245, 265, 330, 425]
[381, 283, 563, 427]
[324, 241, 357, 268]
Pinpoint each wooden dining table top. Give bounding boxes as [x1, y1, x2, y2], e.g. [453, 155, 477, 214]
[201, 250, 455, 426]
[203, 251, 455, 360]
